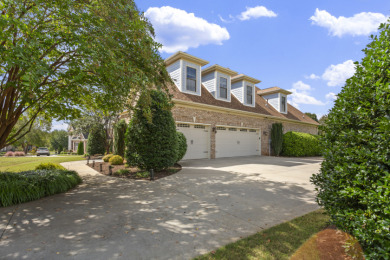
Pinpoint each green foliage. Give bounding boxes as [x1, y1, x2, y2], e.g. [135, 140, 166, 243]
[77, 142, 84, 155]
[125, 90, 178, 171]
[114, 169, 130, 176]
[135, 171, 150, 178]
[87, 124, 106, 155]
[0, 170, 82, 207]
[281, 132, 321, 157]
[109, 155, 124, 165]
[35, 163, 66, 171]
[102, 154, 114, 162]
[0, 0, 171, 150]
[114, 119, 127, 157]
[304, 112, 319, 122]
[175, 132, 187, 162]
[50, 130, 68, 153]
[311, 21, 390, 259]
[270, 123, 283, 156]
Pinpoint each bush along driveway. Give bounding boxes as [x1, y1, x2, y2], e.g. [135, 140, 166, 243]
[0, 156, 322, 259]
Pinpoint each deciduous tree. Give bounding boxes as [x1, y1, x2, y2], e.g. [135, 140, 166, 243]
[0, 0, 170, 149]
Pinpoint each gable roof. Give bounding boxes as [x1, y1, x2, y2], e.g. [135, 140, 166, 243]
[169, 84, 319, 126]
[257, 86, 292, 96]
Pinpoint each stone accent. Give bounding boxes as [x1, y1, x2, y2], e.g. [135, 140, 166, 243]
[172, 105, 318, 157]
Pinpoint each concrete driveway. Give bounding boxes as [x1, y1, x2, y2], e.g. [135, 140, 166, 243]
[0, 156, 322, 260]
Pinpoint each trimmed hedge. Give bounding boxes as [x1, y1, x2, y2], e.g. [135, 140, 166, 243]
[271, 123, 283, 156]
[113, 119, 127, 157]
[35, 163, 66, 170]
[126, 90, 178, 171]
[109, 155, 124, 165]
[87, 124, 106, 155]
[0, 169, 82, 207]
[311, 21, 390, 259]
[281, 131, 321, 157]
[175, 132, 187, 162]
[77, 142, 84, 155]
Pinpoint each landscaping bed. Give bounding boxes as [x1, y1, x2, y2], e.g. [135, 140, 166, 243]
[0, 169, 82, 207]
[87, 161, 181, 180]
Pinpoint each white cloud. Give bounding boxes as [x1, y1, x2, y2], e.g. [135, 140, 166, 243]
[326, 92, 337, 100]
[310, 9, 388, 37]
[145, 6, 230, 53]
[219, 14, 235, 23]
[305, 73, 320, 80]
[322, 60, 356, 87]
[288, 81, 325, 108]
[239, 6, 277, 21]
[292, 81, 312, 91]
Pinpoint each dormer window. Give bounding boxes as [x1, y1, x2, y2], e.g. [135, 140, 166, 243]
[219, 77, 228, 99]
[186, 66, 197, 92]
[281, 96, 286, 113]
[246, 85, 253, 105]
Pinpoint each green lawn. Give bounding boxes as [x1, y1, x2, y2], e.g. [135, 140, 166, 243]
[0, 156, 85, 172]
[194, 209, 330, 260]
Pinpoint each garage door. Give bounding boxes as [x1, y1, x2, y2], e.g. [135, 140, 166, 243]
[176, 123, 210, 160]
[215, 127, 260, 158]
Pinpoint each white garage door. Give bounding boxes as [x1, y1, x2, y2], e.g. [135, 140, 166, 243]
[216, 127, 260, 158]
[176, 123, 210, 160]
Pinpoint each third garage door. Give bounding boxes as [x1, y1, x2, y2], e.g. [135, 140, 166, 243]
[215, 127, 260, 158]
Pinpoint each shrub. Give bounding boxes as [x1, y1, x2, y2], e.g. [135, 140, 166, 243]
[270, 123, 283, 156]
[35, 163, 66, 170]
[311, 21, 390, 259]
[102, 154, 114, 162]
[281, 131, 321, 157]
[125, 90, 178, 171]
[114, 169, 130, 176]
[114, 119, 127, 157]
[87, 124, 106, 155]
[77, 142, 84, 155]
[175, 132, 187, 162]
[135, 171, 150, 178]
[0, 169, 82, 207]
[109, 155, 124, 165]
[14, 152, 25, 156]
[5, 151, 14, 157]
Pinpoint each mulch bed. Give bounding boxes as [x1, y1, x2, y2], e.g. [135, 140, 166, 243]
[87, 161, 181, 180]
[291, 225, 365, 260]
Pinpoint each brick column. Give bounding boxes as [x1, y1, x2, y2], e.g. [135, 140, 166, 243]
[210, 123, 216, 159]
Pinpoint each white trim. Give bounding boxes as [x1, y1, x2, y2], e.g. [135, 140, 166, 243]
[175, 121, 211, 126]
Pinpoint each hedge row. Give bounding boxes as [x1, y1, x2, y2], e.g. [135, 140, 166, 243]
[281, 131, 321, 157]
[0, 169, 82, 207]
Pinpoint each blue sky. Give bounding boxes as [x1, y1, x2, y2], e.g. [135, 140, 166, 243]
[53, 0, 390, 130]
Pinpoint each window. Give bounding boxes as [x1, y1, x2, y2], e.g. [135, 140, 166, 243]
[249, 129, 256, 132]
[219, 77, 228, 99]
[216, 127, 226, 130]
[281, 96, 286, 113]
[186, 67, 197, 92]
[194, 125, 206, 129]
[229, 128, 237, 131]
[246, 85, 253, 105]
[177, 123, 190, 128]
[240, 129, 248, 132]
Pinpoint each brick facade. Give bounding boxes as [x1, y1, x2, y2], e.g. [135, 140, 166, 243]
[172, 105, 318, 158]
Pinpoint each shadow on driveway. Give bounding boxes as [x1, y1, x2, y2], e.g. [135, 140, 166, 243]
[0, 156, 322, 260]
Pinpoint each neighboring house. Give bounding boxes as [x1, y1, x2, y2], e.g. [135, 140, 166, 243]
[67, 127, 88, 153]
[126, 51, 318, 160]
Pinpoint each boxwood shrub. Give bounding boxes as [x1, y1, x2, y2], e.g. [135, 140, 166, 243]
[35, 162, 66, 170]
[102, 154, 114, 162]
[175, 132, 187, 162]
[0, 169, 82, 207]
[109, 155, 124, 165]
[311, 21, 390, 259]
[281, 131, 321, 157]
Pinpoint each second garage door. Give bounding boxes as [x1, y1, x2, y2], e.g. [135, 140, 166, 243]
[215, 127, 260, 158]
[176, 123, 210, 160]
